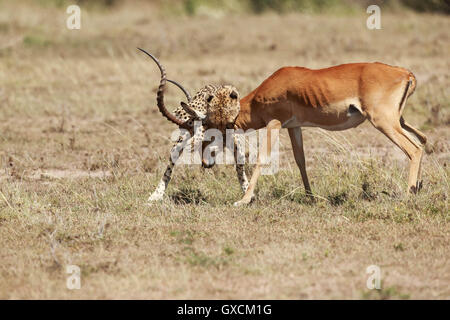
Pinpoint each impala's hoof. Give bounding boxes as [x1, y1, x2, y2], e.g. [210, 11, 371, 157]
[233, 195, 254, 206]
[417, 180, 423, 192]
[409, 181, 423, 194]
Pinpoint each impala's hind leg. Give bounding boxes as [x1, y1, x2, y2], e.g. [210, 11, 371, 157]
[368, 113, 424, 194]
[399, 116, 427, 190]
[400, 116, 427, 145]
[288, 127, 312, 196]
[148, 132, 191, 202]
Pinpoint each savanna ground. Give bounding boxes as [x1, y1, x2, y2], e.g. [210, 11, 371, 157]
[0, 0, 448, 299]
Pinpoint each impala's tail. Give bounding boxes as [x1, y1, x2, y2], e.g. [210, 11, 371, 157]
[407, 71, 417, 98]
[399, 71, 417, 113]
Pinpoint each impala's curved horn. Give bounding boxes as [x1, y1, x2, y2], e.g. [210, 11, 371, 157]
[138, 48, 194, 129]
[168, 80, 206, 120]
[167, 79, 192, 103]
[168, 80, 206, 119]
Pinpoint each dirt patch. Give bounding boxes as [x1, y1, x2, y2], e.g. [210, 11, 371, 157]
[0, 169, 112, 181]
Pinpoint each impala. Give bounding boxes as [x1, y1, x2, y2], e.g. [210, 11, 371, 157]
[202, 62, 426, 205]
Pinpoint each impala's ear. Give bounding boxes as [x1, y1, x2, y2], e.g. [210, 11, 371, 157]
[180, 101, 206, 120]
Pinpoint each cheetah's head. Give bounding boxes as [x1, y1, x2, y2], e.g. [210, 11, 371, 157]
[203, 85, 240, 133]
[179, 84, 240, 132]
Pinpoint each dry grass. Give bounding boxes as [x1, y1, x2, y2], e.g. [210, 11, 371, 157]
[0, 1, 449, 299]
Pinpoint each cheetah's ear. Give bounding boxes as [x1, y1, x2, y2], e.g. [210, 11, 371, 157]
[180, 102, 206, 120]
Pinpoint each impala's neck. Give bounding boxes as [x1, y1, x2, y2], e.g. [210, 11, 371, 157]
[234, 98, 253, 131]
[235, 90, 266, 131]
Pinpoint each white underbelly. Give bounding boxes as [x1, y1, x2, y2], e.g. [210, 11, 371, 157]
[282, 112, 366, 131]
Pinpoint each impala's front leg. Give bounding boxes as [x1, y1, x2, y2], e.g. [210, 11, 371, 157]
[234, 119, 281, 206]
[148, 131, 191, 202]
[288, 127, 312, 196]
[234, 134, 249, 193]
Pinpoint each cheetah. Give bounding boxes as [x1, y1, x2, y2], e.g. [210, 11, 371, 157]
[138, 48, 249, 202]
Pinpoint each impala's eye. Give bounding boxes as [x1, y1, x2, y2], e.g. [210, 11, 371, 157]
[230, 91, 238, 100]
[206, 95, 214, 103]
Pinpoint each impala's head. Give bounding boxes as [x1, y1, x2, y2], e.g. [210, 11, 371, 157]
[138, 48, 240, 132]
[138, 48, 241, 169]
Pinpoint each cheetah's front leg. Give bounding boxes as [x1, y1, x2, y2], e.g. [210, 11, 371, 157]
[148, 132, 191, 202]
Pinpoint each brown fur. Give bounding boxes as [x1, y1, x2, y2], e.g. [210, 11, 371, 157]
[233, 62, 427, 205]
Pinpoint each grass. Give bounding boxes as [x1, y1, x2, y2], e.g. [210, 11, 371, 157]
[0, 0, 449, 299]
